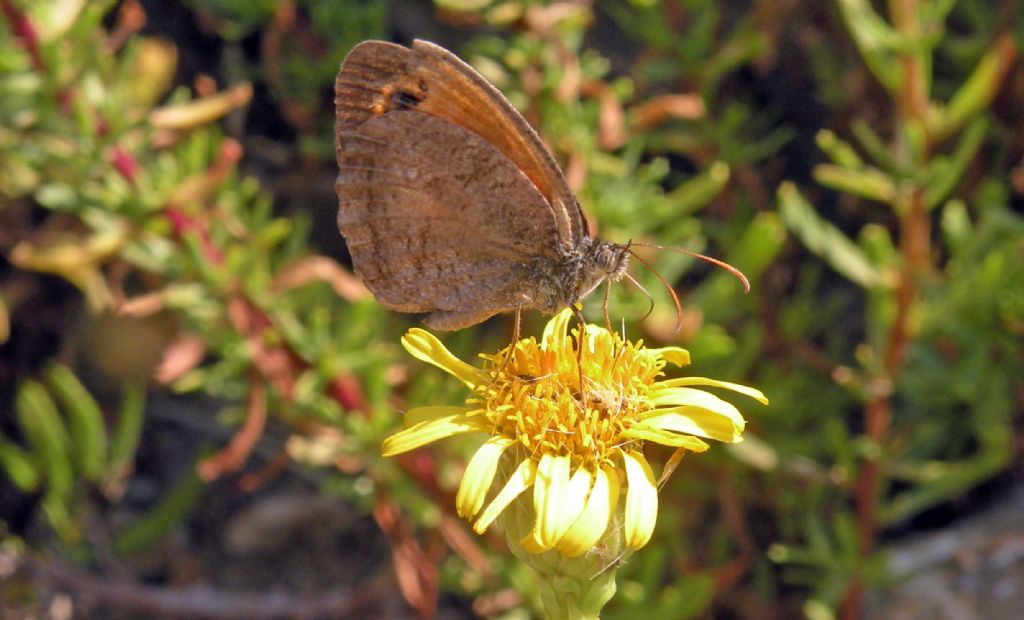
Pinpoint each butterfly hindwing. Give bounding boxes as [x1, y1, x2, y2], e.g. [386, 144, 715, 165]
[337, 110, 566, 329]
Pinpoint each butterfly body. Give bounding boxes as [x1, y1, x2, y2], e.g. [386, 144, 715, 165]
[335, 39, 628, 330]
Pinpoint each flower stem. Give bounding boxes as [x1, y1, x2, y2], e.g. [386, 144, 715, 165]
[843, 2, 929, 617]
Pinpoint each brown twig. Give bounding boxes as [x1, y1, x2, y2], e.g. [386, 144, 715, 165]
[11, 552, 403, 619]
[104, 0, 146, 53]
[227, 295, 299, 400]
[711, 471, 756, 594]
[237, 448, 292, 492]
[198, 373, 268, 480]
[373, 492, 439, 619]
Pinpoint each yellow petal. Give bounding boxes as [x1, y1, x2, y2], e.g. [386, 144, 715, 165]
[622, 450, 658, 549]
[542, 308, 573, 348]
[474, 458, 536, 533]
[620, 426, 710, 451]
[562, 466, 594, 527]
[557, 465, 618, 557]
[654, 377, 769, 405]
[456, 436, 512, 519]
[645, 346, 690, 367]
[403, 405, 474, 428]
[649, 387, 739, 411]
[532, 452, 572, 548]
[401, 329, 482, 387]
[606, 462, 621, 504]
[642, 405, 745, 444]
[381, 409, 483, 457]
[526, 464, 592, 551]
[646, 388, 746, 437]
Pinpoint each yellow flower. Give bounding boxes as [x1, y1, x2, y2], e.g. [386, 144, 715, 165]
[382, 309, 767, 556]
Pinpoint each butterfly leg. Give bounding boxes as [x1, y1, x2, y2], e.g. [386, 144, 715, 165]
[601, 278, 624, 363]
[571, 304, 588, 403]
[493, 305, 522, 378]
[604, 278, 631, 378]
[602, 278, 613, 335]
[657, 447, 687, 490]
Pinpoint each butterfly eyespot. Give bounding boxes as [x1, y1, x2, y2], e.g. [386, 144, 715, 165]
[392, 89, 423, 109]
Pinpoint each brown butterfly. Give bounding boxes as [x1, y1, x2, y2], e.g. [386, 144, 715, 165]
[334, 39, 633, 332]
[335, 40, 746, 333]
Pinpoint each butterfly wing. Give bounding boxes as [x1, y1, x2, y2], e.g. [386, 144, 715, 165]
[337, 109, 564, 329]
[335, 39, 587, 249]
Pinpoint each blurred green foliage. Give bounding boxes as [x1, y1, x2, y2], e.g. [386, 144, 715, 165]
[1, 0, 1021, 618]
[1, 364, 144, 541]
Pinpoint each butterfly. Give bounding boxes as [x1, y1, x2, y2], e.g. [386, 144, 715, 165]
[334, 39, 633, 332]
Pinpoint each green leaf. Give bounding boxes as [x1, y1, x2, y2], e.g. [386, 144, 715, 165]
[858, 224, 898, 280]
[663, 161, 730, 217]
[816, 130, 863, 169]
[940, 199, 972, 253]
[880, 436, 1010, 526]
[0, 439, 42, 491]
[45, 364, 107, 481]
[834, 0, 903, 92]
[110, 382, 146, 477]
[812, 164, 895, 203]
[929, 35, 1016, 143]
[113, 465, 206, 556]
[851, 119, 899, 173]
[34, 182, 78, 210]
[923, 116, 988, 209]
[16, 381, 74, 521]
[778, 183, 893, 290]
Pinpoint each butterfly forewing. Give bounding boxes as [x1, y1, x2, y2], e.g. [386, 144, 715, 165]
[338, 110, 564, 329]
[335, 39, 586, 248]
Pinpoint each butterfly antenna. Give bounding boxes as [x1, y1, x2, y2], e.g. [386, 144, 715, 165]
[625, 249, 684, 334]
[631, 242, 750, 293]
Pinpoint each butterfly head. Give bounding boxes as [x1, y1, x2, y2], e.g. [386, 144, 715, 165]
[576, 240, 630, 301]
[593, 241, 630, 282]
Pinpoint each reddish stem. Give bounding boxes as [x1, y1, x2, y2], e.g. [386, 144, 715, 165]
[109, 146, 140, 183]
[373, 491, 439, 618]
[329, 372, 369, 413]
[0, 0, 45, 72]
[164, 205, 225, 265]
[843, 5, 931, 618]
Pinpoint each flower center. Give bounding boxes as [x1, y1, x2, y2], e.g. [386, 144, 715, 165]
[469, 328, 665, 470]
